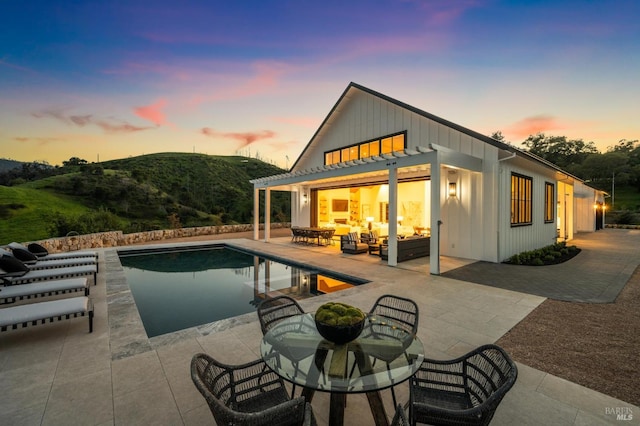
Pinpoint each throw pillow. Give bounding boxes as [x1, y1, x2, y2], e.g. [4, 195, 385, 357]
[11, 248, 38, 262]
[28, 243, 49, 257]
[0, 255, 29, 275]
[348, 232, 358, 243]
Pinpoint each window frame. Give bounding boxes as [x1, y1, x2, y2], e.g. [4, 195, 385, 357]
[544, 182, 555, 223]
[323, 131, 407, 166]
[510, 172, 533, 226]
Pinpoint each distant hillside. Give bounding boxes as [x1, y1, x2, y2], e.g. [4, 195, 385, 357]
[0, 158, 24, 173]
[100, 153, 289, 222]
[1, 153, 290, 243]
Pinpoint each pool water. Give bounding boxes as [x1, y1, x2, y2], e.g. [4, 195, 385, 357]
[118, 246, 366, 338]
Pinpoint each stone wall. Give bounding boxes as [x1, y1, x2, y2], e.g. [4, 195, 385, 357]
[29, 223, 290, 254]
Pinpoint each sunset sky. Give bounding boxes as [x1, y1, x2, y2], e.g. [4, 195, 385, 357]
[1, 0, 638, 168]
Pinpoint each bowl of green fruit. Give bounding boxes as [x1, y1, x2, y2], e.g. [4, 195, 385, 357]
[314, 302, 366, 344]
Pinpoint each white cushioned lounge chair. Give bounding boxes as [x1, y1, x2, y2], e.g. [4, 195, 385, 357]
[1, 278, 89, 304]
[0, 296, 94, 333]
[0, 255, 97, 286]
[8, 242, 98, 260]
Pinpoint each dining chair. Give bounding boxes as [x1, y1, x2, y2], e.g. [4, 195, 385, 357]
[257, 295, 305, 335]
[362, 294, 420, 407]
[257, 295, 308, 396]
[191, 353, 316, 426]
[409, 344, 518, 426]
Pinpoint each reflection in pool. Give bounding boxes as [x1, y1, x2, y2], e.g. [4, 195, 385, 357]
[118, 246, 367, 337]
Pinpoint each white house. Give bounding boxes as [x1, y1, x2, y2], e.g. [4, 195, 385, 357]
[251, 82, 605, 274]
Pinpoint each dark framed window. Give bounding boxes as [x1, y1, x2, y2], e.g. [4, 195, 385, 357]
[511, 173, 532, 226]
[323, 131, 406, 165]
[544, 182, 555, 223]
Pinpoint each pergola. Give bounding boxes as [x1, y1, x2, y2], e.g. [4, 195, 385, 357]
[251, 144, 483, 274]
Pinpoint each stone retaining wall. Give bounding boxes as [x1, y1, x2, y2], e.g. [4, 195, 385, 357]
[29, 223, 290, 253]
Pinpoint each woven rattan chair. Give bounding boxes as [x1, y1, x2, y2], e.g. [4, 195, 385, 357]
[191, 353, 316, 426]
[257, 296, 309, 396]
[409, 344, 518, 426]
[362, 294, 419, 407]
[257, 295, 305, 335]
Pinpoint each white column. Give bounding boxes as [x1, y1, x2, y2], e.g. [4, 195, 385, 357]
[388, 167, 398, 266]
[430, 159, 441, 275]
[264, 188, 271, 242]
[253, 187, 260, 240]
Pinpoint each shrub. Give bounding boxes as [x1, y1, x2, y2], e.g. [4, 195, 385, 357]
[505, 241, 581, 266]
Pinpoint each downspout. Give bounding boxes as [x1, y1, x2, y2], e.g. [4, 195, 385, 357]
[496, 151, 516, 262]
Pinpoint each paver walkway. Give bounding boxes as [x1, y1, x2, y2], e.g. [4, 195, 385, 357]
[442, 229, 640, 303]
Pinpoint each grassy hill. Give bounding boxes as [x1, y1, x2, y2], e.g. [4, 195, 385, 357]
[0, 153, 289, 243]
[0, 185, 91, 242]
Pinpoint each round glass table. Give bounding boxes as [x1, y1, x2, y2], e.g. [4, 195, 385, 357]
[260, 312, 424, 426]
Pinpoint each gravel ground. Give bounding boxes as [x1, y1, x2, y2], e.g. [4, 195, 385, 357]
[497, 265, 640, 406]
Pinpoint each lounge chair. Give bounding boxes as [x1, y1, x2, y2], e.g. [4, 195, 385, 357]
[1, 248, 97, 271]
[8, 242, 98, 260]
[0, 296, 94, 333]
[1, 278, 89, 304]
[0, 254, 97, 285]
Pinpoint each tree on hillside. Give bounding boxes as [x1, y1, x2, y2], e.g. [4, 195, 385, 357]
[62, 157, 88, 167]
[521, 133, 598, 169]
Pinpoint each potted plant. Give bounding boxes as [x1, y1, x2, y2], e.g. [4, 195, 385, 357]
[314, 302, 366, 344]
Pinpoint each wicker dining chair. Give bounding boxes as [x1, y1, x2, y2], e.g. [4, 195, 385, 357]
[257, 295, 309, 396]
[191, 353, 316, 426]
[257, 295, 305, 335]
[409, 344, 518, 426]
[363, 294, 420, 407]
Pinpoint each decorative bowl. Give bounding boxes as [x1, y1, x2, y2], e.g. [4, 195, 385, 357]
[314, 302, 366, 345]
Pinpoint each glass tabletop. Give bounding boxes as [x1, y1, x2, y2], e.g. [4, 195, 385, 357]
[260, 312, 424, 394]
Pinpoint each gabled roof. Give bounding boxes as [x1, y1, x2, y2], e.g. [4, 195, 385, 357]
[290, 82, 586, 184]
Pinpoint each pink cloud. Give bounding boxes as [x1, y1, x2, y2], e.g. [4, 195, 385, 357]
[134, 99, 170, 126]
[95, 121, 151, 133]
[13, 136, 61, 145]
[504, 115, 567, 139]
[201, 128, 276, 148]
[32, 108, 152, 134]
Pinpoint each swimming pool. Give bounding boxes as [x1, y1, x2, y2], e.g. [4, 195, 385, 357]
[118, 245, 367, 337]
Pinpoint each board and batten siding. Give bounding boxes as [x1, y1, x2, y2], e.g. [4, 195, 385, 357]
[497, 163, 559, 261]
[294, 89, 494, 171]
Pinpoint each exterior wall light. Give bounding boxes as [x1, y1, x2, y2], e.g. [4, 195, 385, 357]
[302, 193, 308, 204]
[448, 182, 457, 198]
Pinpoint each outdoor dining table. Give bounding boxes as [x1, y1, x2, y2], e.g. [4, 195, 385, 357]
[260, 312, 424, 426]
[294, 227, 335, 246]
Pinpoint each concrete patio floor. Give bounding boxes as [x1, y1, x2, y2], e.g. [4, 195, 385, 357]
[1, 229, 638, 425]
